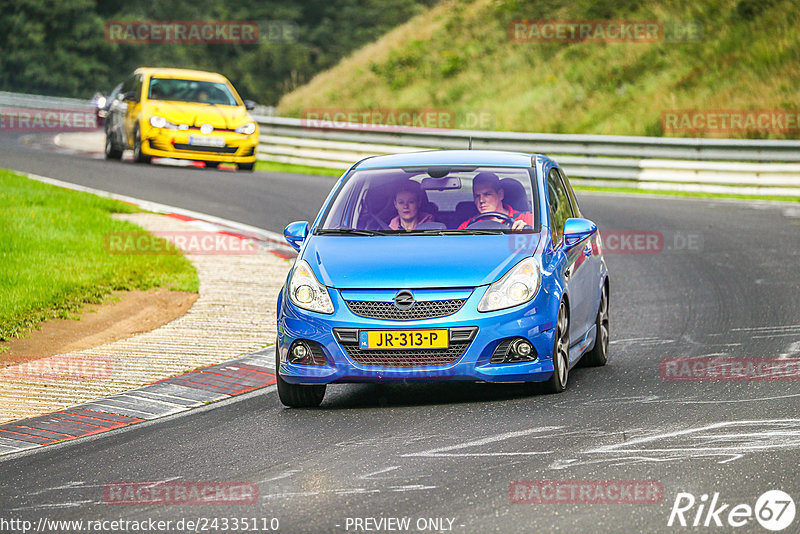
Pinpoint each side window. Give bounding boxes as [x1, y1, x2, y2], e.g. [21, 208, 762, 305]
[120, 75, 136, 101]
[558, 168, 581, 218]
[131, 75, 143, 102]
[547, 167, 574, 246]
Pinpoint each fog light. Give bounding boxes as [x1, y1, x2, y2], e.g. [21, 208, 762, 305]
[490, 337, 537, 364]
[287, 340, 327, 365]
[291, 343, 309, 361]
[513, 339, 533, 357]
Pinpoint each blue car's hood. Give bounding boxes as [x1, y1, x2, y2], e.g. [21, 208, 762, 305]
[302, 234, 541, 289]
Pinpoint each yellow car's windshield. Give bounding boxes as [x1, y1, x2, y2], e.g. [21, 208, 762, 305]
[147, 77, 239, 106]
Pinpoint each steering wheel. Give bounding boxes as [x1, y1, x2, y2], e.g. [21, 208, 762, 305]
[466, 211, 515, 227]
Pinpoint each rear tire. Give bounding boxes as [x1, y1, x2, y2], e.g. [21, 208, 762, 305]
[544, 301, 570, 394]
[104, 131, 122, 160]
[581, 283, 609, 367]
[276, 344, 325, 408]
[205, 161, 220, 169]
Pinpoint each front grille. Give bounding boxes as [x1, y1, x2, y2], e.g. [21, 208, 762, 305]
[345, 299, 467, 321]
[172, 143, 238, 153]
[342, 342, 470, 367]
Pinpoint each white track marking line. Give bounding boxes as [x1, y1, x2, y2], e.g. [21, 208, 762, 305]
[402, 427, 561, 458]
[586, 419, 800, 454]
[360, 466, 401, 479]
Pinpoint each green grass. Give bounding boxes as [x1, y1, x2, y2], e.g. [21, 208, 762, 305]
[573, 185, 800, 203]
[255, 160, 344, 176]
[278, 0, 800, 139]
[0, 169, 199, 341]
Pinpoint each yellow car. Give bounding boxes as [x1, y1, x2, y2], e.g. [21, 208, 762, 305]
[104, 67, 259, 171]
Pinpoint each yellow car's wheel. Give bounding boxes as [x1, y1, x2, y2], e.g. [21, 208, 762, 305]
[132, 126, 151, 164]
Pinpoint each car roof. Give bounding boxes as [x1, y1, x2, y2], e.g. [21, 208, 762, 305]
[134, 67, 230, 83]
[354, 150, 542, 169]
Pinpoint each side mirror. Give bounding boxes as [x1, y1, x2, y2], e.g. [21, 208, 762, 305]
[243, 100, 256, 111]
[284, 221, 309, 251]
[563, 218, 597, 247]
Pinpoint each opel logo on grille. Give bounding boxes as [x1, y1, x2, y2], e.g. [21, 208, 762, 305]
[393, 290, 415, 311]
[200, 123, 214, 134]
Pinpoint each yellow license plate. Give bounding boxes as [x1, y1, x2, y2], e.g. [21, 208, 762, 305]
[359, 330, 449, 350]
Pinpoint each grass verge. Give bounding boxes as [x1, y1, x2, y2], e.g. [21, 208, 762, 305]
[574, 185, 800, 203]
[255, 160, 344, 176]
[0, 169, 199, 342]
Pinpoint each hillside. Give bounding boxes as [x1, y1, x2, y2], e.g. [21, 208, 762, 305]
[277, 0, 800, 138]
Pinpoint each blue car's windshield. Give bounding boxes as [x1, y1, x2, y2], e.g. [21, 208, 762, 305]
[319, 166, 538, 234]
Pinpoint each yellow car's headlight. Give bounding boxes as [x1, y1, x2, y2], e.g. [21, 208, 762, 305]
[149, 116, 179, 130]
[235, 122, 256, 135]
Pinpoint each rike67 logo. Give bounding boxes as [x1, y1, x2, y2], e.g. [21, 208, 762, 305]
[668, 490, 795, 531]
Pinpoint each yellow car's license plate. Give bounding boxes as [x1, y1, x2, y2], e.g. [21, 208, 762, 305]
[359, 330, 449, 350]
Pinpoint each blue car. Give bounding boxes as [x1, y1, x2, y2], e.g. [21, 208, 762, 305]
[276, 150, 609, 407]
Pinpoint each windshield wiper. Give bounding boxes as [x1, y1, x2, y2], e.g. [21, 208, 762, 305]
[316, 228, 388, 236]
[405, 229, 506, 235]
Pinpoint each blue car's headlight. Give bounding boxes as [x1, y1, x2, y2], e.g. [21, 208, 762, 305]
[288, 259, 334, 314]
[235, 122, 256, 135]
[478, 257, 541, 312]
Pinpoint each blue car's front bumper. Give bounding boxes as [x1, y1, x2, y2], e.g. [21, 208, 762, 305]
[277, 285, 560, 384]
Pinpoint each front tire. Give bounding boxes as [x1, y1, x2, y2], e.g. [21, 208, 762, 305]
[275, 345, 325, 408]
[544, 301, 570, 393]
[581, 283, 609, 367]
[238, 162, 255, 172]
[132, 127, 151, 164]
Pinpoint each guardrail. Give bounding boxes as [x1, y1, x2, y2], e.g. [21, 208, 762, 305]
[1, 90, 798, 196]
[254, 116, 800, 196]
[0, 91, 93, 111]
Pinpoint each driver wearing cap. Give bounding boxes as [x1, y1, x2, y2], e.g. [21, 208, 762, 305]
[458, 172, 532, 230]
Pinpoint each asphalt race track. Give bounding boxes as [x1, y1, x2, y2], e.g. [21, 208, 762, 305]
[1, 132, 799, 533]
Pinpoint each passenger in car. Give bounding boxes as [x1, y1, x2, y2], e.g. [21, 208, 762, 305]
[389, 180, 435, 231]
[458, 172, 533, 230]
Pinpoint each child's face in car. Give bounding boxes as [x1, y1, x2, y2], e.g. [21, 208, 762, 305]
[394, 191, 420, 220]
